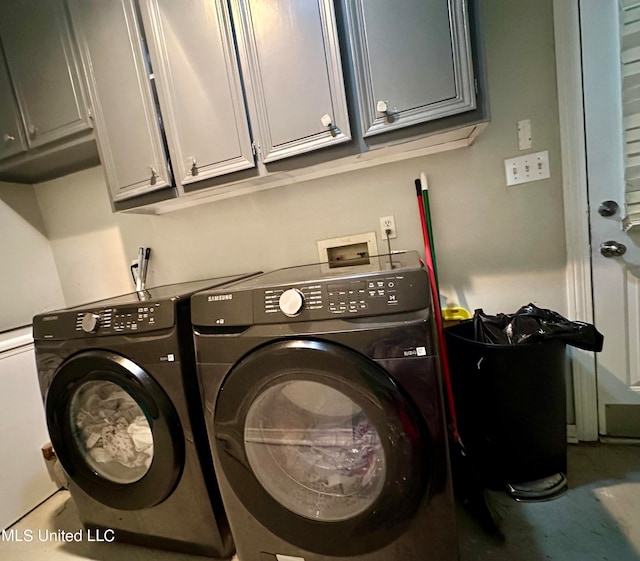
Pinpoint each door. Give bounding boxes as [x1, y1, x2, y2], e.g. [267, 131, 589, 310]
[46, 350, 184, 509]
[581, 0, 640, 437]
[213, 339, 430, 556]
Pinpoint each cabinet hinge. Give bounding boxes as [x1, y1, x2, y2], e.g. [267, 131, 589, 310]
[251, 140, 261, 157]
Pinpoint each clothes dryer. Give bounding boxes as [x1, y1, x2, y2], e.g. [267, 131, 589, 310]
[191, 252, 458, 561]
[33, 273, 258, 557]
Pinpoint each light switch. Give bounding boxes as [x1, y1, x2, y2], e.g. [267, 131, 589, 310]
[505, 150, 550, 186]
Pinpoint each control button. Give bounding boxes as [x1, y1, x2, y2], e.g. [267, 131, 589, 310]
[81, 313, 100, 333]
[279, 288, 305, 317]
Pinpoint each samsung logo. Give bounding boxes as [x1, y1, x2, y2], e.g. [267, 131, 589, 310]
[42, 316, 59, 322]
[208, 294, 232, 302]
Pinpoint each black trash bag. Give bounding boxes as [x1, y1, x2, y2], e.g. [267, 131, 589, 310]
[473, 303, 604, 352]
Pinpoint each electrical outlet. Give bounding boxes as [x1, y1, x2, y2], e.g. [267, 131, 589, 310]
[505, 150, 550, 186]
[379, 215, 397, 240]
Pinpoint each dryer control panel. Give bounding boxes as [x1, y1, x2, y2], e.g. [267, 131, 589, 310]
[259, 270, 428, 322]
[33, 301, 175, 340]
[192, 268, 430, 327]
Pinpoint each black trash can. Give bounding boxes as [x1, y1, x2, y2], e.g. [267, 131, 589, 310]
[445, 321, 567, 499]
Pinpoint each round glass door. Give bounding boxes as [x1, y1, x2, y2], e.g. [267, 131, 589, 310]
[69, 380, 154, 484]
[46, 350, 184, 510]
[245, 380, 386, 521]
[214, 339, 432, 556]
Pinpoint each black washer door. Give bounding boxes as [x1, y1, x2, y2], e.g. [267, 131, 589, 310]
[46, 350, 184, 510]
[214, 339, 432, 556]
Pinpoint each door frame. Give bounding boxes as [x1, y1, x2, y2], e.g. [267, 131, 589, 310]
[553, 0, 598, 441]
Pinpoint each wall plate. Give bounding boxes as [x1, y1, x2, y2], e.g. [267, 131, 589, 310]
[316, 232, 379, 274]
[505, 150, 550, 186]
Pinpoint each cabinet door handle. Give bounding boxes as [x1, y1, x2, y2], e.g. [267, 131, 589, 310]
[28, 124, 38, 137]
[2, 133, 15, 142]
[149, 167, 157, 185]
[320, 113, 340, 137]
[376, 100, 397, 123]
[190, 158, 198, 176]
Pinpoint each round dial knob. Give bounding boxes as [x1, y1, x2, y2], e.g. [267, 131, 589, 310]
[279, 288, 305, 317]
[81, 313, 100, 333]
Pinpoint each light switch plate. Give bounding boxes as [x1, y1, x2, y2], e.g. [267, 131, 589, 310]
[505, 150, 550, 186]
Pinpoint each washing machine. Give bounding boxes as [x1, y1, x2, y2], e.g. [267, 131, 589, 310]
[191, 252, 458, 561]
[33, 273, 259, 557]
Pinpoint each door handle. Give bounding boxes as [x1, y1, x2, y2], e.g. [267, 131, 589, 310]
[598, 200, 619, 217]
[600, 240, 627, 257]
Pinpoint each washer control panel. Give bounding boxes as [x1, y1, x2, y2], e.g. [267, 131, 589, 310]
[34, 301, 174, 340]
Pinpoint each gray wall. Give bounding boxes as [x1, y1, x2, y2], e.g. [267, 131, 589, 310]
[0, 182, 64, 331]
[32, 0, 567, 317]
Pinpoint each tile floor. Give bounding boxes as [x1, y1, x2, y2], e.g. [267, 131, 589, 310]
[1, 443, 638, 561]
[456, 443, 640, 560]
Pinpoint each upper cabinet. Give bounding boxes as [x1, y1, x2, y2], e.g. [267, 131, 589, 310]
[138, 0, 255, 187]
[69, 0, 174, 202]
[342, 0, 476, 138]
[68, 0, 350, 207]
[0, 0, 99, 183]
[231, 0, 351, 162]
[0, 0, 92, 149]
[60, 0, 484, 212]
[0, 45, 27, 161]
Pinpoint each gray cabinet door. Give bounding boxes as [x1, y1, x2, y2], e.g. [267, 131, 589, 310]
[345, 0, 476, 137]
[232, 0, 350, 163]
[0, 0, 92, 149]
[0, 45, 27, 160]
[69, 0, 172, 201]
[139, 0, 255, 187]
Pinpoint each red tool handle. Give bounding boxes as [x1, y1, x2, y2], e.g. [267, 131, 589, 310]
[416, 185, 461, 444]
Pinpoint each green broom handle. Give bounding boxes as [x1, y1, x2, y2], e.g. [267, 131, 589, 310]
[420, 173, 439, 294]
